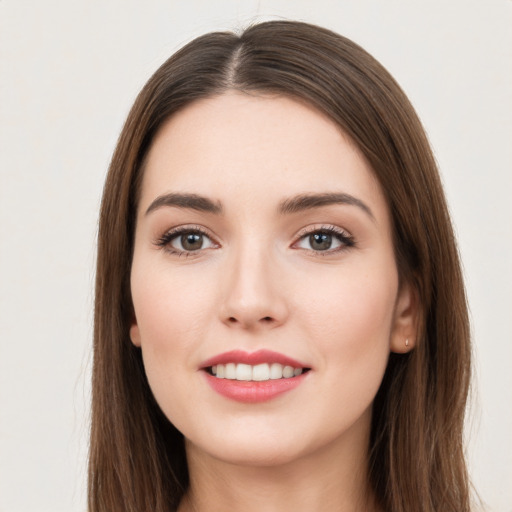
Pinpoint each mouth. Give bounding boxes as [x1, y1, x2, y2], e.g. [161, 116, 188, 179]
[200, 350, 311, 403]
[206, 362, 310, 381]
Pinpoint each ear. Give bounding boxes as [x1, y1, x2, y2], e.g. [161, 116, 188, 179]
[390, 281, 419, 354]
[129, 321, 142, 347]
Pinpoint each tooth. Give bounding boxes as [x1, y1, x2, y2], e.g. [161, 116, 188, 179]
[283, 365, 294, 378]
[252, 363, 270, 381]
[213, 362, 302, 381]
[225, 363, 236, 379]
[269, 363, 283, 379]
[236, 363, 252, 381]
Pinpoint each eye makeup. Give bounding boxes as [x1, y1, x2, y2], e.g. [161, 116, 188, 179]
[292, 224, 355, 256]
[153, 222, 355, 258]
[154, 224, 218, 257]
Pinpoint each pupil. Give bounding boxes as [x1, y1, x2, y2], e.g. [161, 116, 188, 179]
[310, 233, 332, 251]
[181, 233, 203, 251]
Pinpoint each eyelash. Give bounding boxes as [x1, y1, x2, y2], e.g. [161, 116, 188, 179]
[155, 225, 215, 257]
[154, 224, 355, 257]
[293, 225, 355, 256]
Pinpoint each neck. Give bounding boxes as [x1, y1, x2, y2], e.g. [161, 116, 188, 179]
[178, 409, 381, 512]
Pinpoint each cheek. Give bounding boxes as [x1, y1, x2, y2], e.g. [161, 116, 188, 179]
[299, 261, 397, 334]
[130, 264, 216, 423]
[295, 258, 398, 377]
[291, 264, 397, 431]
[132, 263, 216, 345]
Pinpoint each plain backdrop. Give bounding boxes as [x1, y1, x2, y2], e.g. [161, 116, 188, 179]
[0, 1, 511, 511]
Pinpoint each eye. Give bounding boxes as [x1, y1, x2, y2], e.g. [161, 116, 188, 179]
[294, 226, 354, 253]
[156, 227, 217, 255]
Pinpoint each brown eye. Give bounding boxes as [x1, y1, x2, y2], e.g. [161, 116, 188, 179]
[309, 233, 333, 251]
[180, 233, 204, 251]
[294, 227, 354, 254]
[159, 229, 216, 254]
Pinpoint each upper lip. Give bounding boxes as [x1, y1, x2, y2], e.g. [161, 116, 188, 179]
[200, 349, 309, 369]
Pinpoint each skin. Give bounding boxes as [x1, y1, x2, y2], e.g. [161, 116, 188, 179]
[130, 92, 417, 512]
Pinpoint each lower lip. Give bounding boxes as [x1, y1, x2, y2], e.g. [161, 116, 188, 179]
[203, 372, 308, 403]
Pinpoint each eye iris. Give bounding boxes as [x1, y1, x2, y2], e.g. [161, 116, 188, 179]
[181, 233, 203, 251]
[310, 232, 332, 251]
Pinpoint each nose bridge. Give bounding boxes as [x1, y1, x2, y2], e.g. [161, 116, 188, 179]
[220, 236, 287, 329]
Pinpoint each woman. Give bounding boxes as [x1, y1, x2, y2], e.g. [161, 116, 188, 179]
[89, 20, 472, 511]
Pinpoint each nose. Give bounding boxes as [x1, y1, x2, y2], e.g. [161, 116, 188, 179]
[219, 245, 289, 330]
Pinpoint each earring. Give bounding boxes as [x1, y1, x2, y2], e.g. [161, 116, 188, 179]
[405, 338, 409, 347]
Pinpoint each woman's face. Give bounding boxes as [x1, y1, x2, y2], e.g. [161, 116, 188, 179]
[130, 92, 415, 466]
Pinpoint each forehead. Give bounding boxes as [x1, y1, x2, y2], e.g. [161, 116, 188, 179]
[140, 92, 387, 220]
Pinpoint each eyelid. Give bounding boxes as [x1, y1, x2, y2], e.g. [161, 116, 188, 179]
[291, 224, 355, 254]
[294, 223, 351, 238]
[153, 223, 354, 257]
[154, 224, 220, 256]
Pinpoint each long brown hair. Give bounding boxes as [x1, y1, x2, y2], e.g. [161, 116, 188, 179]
[89, 20, 471, 512]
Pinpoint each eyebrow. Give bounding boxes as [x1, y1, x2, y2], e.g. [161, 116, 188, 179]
[145, 191, 374, 220]
[145, 193, 223, 216]
[278, 192, 375, 220]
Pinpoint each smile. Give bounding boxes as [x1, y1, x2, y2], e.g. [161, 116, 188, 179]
[209, 362, 304, 381]
[200, 350, 311, 403]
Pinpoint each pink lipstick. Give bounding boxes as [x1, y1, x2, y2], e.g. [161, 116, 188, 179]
[200, 349, 310, 403]
[200, 349, 306, 368]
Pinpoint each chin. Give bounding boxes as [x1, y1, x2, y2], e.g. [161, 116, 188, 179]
[183, 413, 357, 470]
[189, 435, 310, 468]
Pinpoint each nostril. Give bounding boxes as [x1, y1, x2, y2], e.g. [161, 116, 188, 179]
[224, 315, 278, 327]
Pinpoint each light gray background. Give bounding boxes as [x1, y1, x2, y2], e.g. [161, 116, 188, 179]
[1, 1, 511, 511]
